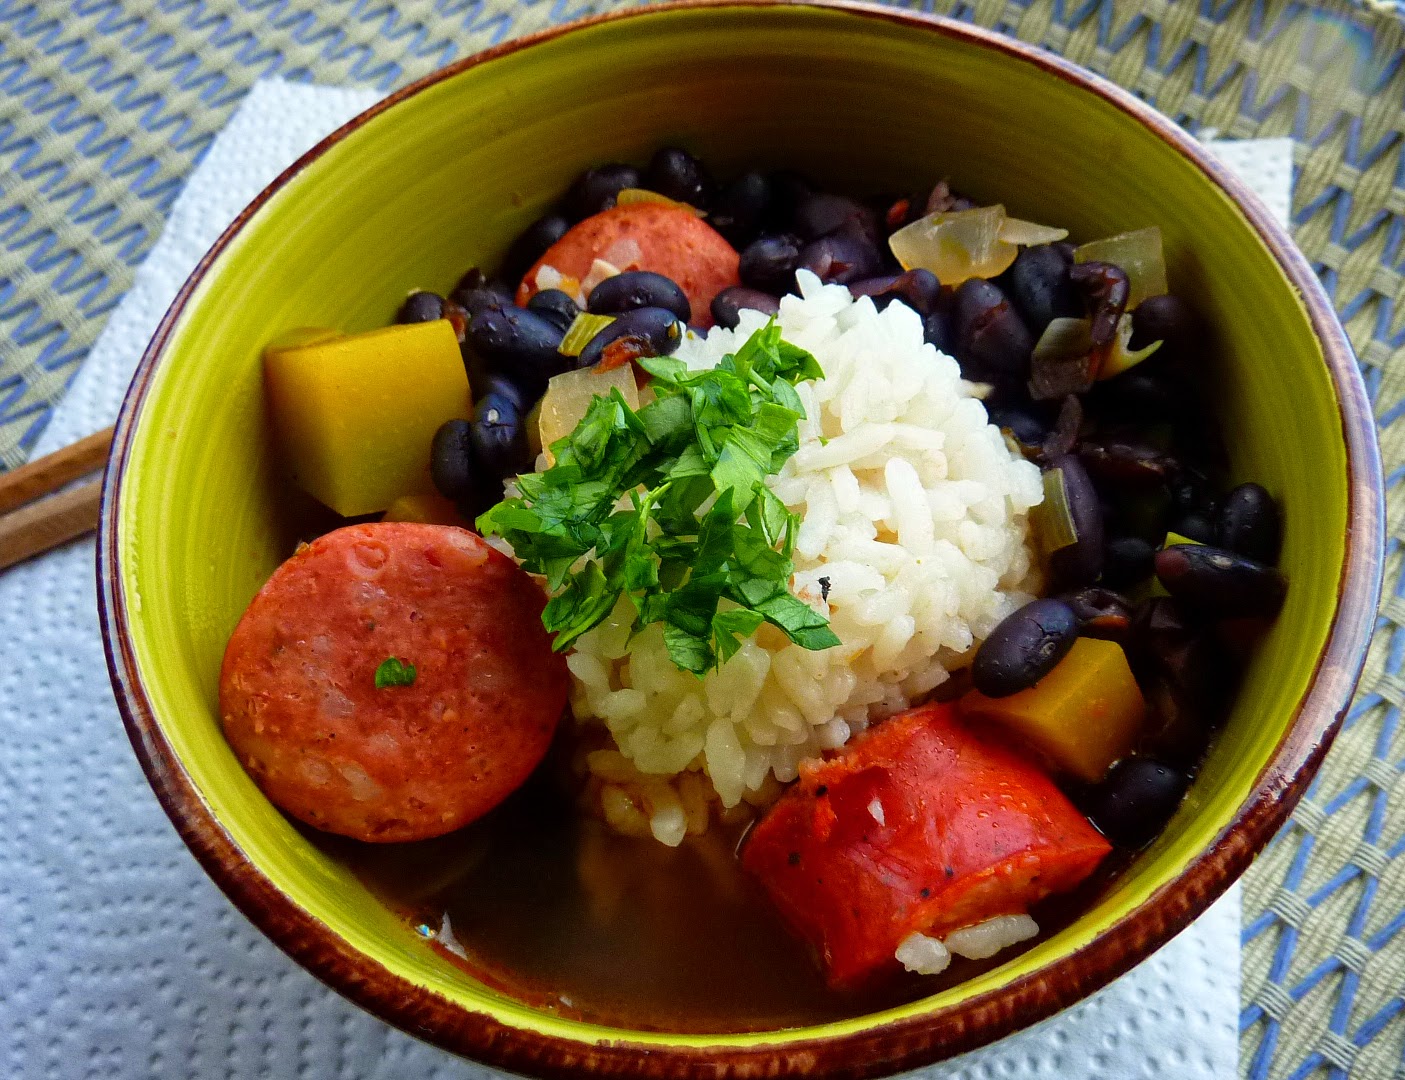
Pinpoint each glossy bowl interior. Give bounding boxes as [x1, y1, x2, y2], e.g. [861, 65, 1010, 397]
[100, 2, 1382, 1076]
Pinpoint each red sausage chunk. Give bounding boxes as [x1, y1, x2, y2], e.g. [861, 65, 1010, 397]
[219, 522, 568, 843]
[742, 702, 1111, 989]
[517, 203, 741, 328]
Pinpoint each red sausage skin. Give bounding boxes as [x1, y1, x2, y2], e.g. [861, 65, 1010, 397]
[741, 702, 1112, 989]
[219, 523, 568, 843]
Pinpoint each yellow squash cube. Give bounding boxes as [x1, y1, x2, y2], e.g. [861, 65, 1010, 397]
[264, 320, 470, 517]
[960, 637, 1146, 783]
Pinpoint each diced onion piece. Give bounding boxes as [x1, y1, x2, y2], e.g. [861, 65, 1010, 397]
[616, 187, 706, 216]
[1029, 317, 1095, 400]
[601, 236, 644, 270]
[998, 216, 1069, 246]
[581, 258, 622, 297]
[1075, 226, 1168, 308]
[943, 914, 1040, 960]
[525, 399, 544, 458]
[1149, 529, 1200, 598]
[895, 932, 951, 975]
[537, 363, 640, 459]
[888, 205, 1018, 285]
[1032, 317, 1093, 364]
[1031, 467, 1079, 554]
[559, 312, 616, 357]
[1099, 312, 1163, 379]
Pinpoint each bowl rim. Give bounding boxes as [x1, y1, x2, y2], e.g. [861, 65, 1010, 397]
[97, 1, 1385, 1075]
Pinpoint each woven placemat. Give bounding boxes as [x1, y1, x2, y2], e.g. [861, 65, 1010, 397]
[3, 1, 1402, 1076]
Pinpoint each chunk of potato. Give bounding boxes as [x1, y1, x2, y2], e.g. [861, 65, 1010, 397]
[959, 637, 1145, 783]
[264, 320, 470, 517]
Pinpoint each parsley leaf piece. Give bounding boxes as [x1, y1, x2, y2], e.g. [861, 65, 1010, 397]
[753, 591, 844, 650]
[542, 561, 618, 653]
[712, 608, 766, 666]
[374, 657, 417, 689]
[664, 623, 714, 674]
[477, 323, 839, 675]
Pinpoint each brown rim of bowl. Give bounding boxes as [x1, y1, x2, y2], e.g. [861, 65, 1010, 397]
[98, 2, 1385, 1076]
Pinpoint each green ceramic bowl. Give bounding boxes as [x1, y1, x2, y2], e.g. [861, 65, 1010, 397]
[99, 2, 1384, 1075]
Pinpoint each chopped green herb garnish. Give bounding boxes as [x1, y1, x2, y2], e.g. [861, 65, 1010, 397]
[478, 323, 841, 674]
[374, 657, 417, 689]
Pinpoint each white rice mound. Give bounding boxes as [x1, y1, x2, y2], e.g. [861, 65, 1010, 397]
[565, 270, 1044, 829]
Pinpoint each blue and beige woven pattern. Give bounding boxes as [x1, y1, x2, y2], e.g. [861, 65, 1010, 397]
[3, 0, 1404, 1076]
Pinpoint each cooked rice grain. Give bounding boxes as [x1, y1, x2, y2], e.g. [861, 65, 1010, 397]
[564, 271, 1043, 832]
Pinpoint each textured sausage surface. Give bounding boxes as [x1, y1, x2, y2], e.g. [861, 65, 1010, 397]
[742, 701, 1111, 989]
[517, 203, 741, 328]
[219, 522, 567, 842]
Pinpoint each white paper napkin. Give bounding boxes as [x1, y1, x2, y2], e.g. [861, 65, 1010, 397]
[1, 79, 1289, 1080]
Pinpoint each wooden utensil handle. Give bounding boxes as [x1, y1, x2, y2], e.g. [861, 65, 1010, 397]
[0, 477, 104, 571]
[0, 426, 114, 516]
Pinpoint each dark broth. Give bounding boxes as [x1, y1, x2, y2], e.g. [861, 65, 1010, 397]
[312, 763, 1123, 1034]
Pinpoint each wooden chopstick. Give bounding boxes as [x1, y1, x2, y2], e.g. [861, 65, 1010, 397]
[0, 477, 105, 571]
[0, 426, 113, 516]
[0, 426, 114, 572]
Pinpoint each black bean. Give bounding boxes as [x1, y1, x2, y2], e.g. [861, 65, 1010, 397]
[1169, 473, 1218, 518]
[710, 171, 773, 248]
[1105, 485, 1174, 547]
[469, 393, 531, 482]
[1154, 544, 1287, 618]
[1218, 482, 1281, 564]
[465, 305, 569, 391]
[1041, 394, 1084, 461]
[1170, 512, 1217, 545]
[1002, 244, 1081, 336]
[797, 220, 882, 285]
[1153, 634, 1237, 720]
[711, 286, 780, 330]
[1142, 678, 1213, 768]
[526, 288, 581, 334]
[951, 279, 1035, 392]
[767, 169, 814, 209]
[739, 234, 802, 295]
[922, 308, 954, 352]
[987, 402, 1051, 447]
[1079, 439, 1179, 489]
[587, 270, 691, 322]
[473, 371, 528, 412]
[793, 193, 879, 243]
[1130, 293, 1199, 359]
[848, 269, 942, 316]
[1069, 261, 1130, 352]
[1058, 587, 1133, 642]
[972, 598, 1079, 698]
[1089, 368, 1193, 424]
[454, 277, 514, 316]
[1047, 454, 1104, 588]
[578, 307, 684, 368]
[501, 214, 571, 284]
[1086, 757, 1190, 847]
[1102, 535, 1155, 588]
[564, 163, 640, 221]
[396, 290, 446, 324]
[643, 147, 713, 208]
[430, 419, 476, 503]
